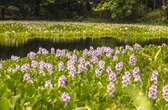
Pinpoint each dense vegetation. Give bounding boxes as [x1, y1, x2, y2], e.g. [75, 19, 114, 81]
[0, 0, 168, 21]
[1, 1, 168, 109]
[0, 22, 168, 46]
[0, 44, 168, 110]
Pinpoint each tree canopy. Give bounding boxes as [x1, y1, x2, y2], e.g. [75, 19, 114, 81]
[0, 0, 168, 21]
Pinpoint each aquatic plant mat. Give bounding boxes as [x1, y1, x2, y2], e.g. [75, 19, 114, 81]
[0, 44, 168, 110]
[0, 22, 168, 46]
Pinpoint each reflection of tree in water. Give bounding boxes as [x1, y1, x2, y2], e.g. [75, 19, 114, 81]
[0, 37, 168, 60]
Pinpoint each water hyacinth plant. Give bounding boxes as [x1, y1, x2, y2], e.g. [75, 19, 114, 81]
[0, 44, 168, 109]
[148, 84, 157, 100]
[61, 92, 71, 103]
[1, 22, 168, 46]
[58, 75, 66, 87]
[122, 71, 131, 87]
[162, 85, 168, 102]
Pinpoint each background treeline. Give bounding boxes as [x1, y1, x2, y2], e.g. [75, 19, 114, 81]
[0, 0, 168, 21]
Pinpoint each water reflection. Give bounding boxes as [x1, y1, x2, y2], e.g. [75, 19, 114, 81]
[0, 37, 168, 60]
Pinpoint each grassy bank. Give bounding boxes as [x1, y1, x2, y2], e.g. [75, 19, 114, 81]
[0, 21, 168, 46]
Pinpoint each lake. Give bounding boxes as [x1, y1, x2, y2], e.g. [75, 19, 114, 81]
[0, 37, 168, 60]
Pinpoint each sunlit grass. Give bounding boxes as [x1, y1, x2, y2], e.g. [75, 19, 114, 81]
[0, 21, 168, 46]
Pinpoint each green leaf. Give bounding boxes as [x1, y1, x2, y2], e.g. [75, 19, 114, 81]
[0, 97, 10, 110]
[154, 48, 161, 61]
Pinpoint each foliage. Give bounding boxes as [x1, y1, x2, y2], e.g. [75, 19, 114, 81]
[0, 0, 168, 20]
[143, 9, 164, 20]
[0, 22, 168, 46]
[0, 44, 168, 109]
[94, 0, 142, 19]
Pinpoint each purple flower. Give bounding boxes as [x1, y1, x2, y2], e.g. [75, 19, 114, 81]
[45, 63, 53, 71]
[162, 85, 168, 102]
[31, 60, 39, 68]
[56, 49, 66, 57]
[77, 63, 85, 74]
[41, 48, 49, 55]
[91, 56, 98, 64]
[105, 48, 113, 57]
[115, 62, 123, 71]
[148, 85, 157, 100]
[39, 62, 53, 74]
[98, 60, 105, 69]
[58, 75, 66, 87]
[38, 47, 49, 55]
[129, 54, 136, 65]
[133, 67, 140, 74]
[108, 72, 116, 82]
[83, 49, 89, 56]
[95, 68, 102, 77]
[133, 67, 141, 82]
[122, 71, 131, 87]
[58, 61, 64, 71]
[133, 43, 142, 49]
[39, 61, 45, 70]
[61, 92, 70, 103]
[44, 80, 52, 88]
[107, 82, 115, 96]
[67, 56, 77, 68]
[106, 66, 113, 74]
[27, 51, 36, 60]
[69, 54, 77, 62]
[23, 73, 30, 81]
[68, 66, 76, 77]
[21, 64, 30, 71]
[79, 57, 85, 63]
[150, 70, 158, 84]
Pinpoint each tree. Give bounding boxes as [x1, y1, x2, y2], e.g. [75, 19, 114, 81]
[161, 0, 168, 19]
[94, 0, 144, 20]
[0, 0, 20, 19]
[0, 0, 12, 19]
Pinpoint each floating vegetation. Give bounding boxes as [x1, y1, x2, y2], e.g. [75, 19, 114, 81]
[0, 44, 168, 109]
[0, 22, 168, 46]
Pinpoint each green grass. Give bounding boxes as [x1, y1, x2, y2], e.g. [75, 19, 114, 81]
[1, 21, 168, 109]
[0, 44, 168, 109]
[0, 21, 168, 46]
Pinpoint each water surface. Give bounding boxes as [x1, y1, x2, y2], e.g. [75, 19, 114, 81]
[0, 37, 168, 60]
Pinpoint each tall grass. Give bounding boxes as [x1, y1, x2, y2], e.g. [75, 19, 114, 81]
[0, 22, 168, 46]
